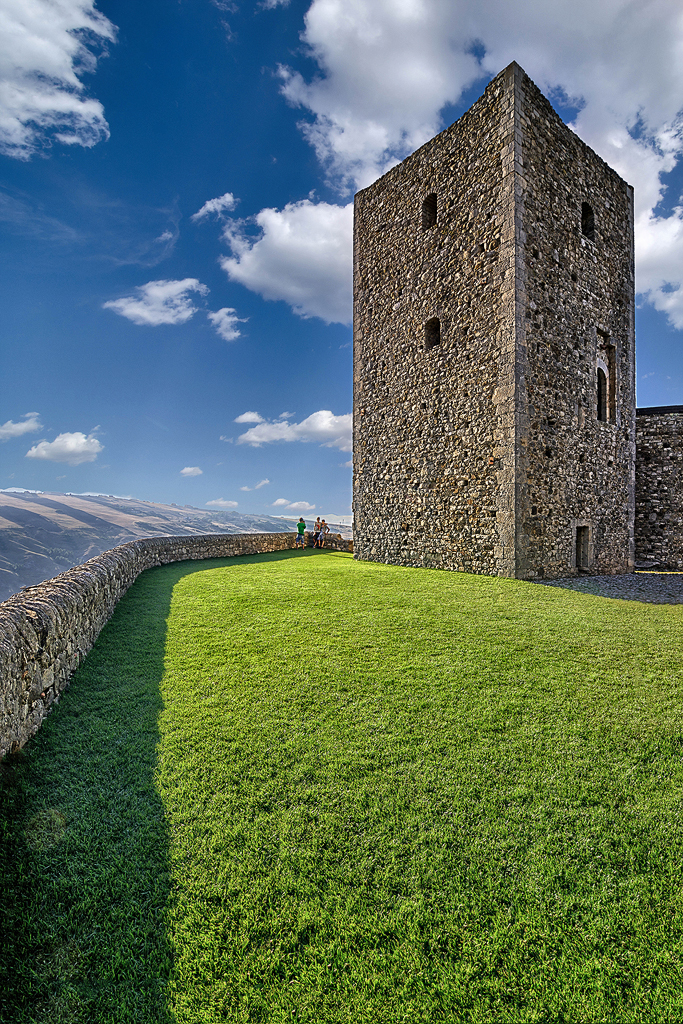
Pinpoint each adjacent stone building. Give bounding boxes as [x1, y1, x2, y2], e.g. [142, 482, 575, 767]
[635, 407, 683, 570]
[353, 62, 636, 579]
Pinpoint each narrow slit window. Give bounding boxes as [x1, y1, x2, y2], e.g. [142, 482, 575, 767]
[425, 318, 440, 350]
[422, 193, 437, 230]
[581, 202, 595, 241]
[597, 367, 607, 422]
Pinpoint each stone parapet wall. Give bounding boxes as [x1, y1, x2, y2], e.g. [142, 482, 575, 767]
[0, 532, 352, 759]
[635, 409, 683, 569]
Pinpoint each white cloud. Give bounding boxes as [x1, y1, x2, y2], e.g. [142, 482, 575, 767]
[219, 435, 233, 442]
[237, 410, 352, 451]
[180, 466, 202, 477]
[221, 199, 353, 324]
[207, 306, 247, 341]
[279, 0, 683, 329]
[287, 501, 316, 512]
[234, 411, 265, 423]
[206, 498, 238, 508]
[26, 431, 103, 465]
[191, 192, 238, 221]
[103, 278, 209, 326]
[0, 411, 42, 440]
[0, 0, 117, 160]
[272, 497, 315, 511]
[240, 477, 270, 491]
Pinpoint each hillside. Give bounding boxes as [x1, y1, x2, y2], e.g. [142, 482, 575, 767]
[0, 490, 349, 602]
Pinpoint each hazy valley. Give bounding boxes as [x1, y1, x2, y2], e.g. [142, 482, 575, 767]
[0, 490, 349, 602]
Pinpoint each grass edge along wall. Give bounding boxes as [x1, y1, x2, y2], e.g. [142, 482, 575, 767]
[0, 532, 352, 760]
[5, 553, 683, 1022]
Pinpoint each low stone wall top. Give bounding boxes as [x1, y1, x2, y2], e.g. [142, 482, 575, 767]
[0, 531, 352, 759]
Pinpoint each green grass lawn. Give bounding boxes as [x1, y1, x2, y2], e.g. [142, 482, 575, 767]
[3, 549, 683, 1022]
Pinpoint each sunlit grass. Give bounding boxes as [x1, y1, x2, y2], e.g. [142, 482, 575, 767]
[3, 549, 683, 1022]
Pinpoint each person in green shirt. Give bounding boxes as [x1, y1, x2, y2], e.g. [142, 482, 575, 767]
[295, 517, 306, 549]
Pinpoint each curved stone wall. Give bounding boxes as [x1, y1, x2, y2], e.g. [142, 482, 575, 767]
[0, 532, 351, 759]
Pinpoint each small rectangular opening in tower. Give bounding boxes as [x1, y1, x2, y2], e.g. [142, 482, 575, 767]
[424, 318, 440, 350]
[422, 193, 437, 230]
[576, 525, 589, 570]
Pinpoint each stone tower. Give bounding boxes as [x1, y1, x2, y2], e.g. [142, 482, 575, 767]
[353, 62, 635, 579]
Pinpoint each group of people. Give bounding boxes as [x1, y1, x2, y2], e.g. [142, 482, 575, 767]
[295, 516, 330, 550]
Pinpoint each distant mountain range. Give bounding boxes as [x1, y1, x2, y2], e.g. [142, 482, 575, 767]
[0, 490, 351, 603]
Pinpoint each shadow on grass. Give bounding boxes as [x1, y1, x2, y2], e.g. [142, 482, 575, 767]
[0, 551, 301, 1023]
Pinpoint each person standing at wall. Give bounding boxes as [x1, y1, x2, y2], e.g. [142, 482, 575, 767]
[317, 520, 330, 548]
[295, 518, 306, 550]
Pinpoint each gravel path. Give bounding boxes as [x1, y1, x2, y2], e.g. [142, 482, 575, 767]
[535, 572, 683, 604]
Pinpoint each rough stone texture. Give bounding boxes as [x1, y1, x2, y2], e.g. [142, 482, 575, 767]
[635, 408, 683, 569]
[0, 532, 351, 759]
[353, 62, 635, 579]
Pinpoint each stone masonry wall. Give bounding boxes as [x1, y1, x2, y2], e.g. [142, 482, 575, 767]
[635, 408, 683, 569]
[353, 62, 635, 579]
[515, 69, 635, 576]
[353, 66, 517, 574]
[0, 532, 351, 759]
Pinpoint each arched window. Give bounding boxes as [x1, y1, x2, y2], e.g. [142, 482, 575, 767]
[424, 318, 440, 350]
[597, 367, 607, 421]
[422, 193, 437, 230]
[581, 202, 595, 241]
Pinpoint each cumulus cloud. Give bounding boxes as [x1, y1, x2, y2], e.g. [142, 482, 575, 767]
[0, 0, 117, 160]
[237, 410, 352, 451]
[287, 500, 316, 512]
[26, 431, 103, 465]
[180, 466, 202, 477]
[0, 412, 42, 440]
[272, 497, 315, 511]
[207, 306, 247, 341]
[279, 0, 683, 328]
[191, 192, 238, 221]
[206, 498, 238, 508]
[103, 279, 209, 326]
[234, 411, 265, 423]
[221, 199, 353, 324]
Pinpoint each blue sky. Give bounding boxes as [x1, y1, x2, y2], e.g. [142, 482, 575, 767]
[2, 0, 683, 520]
